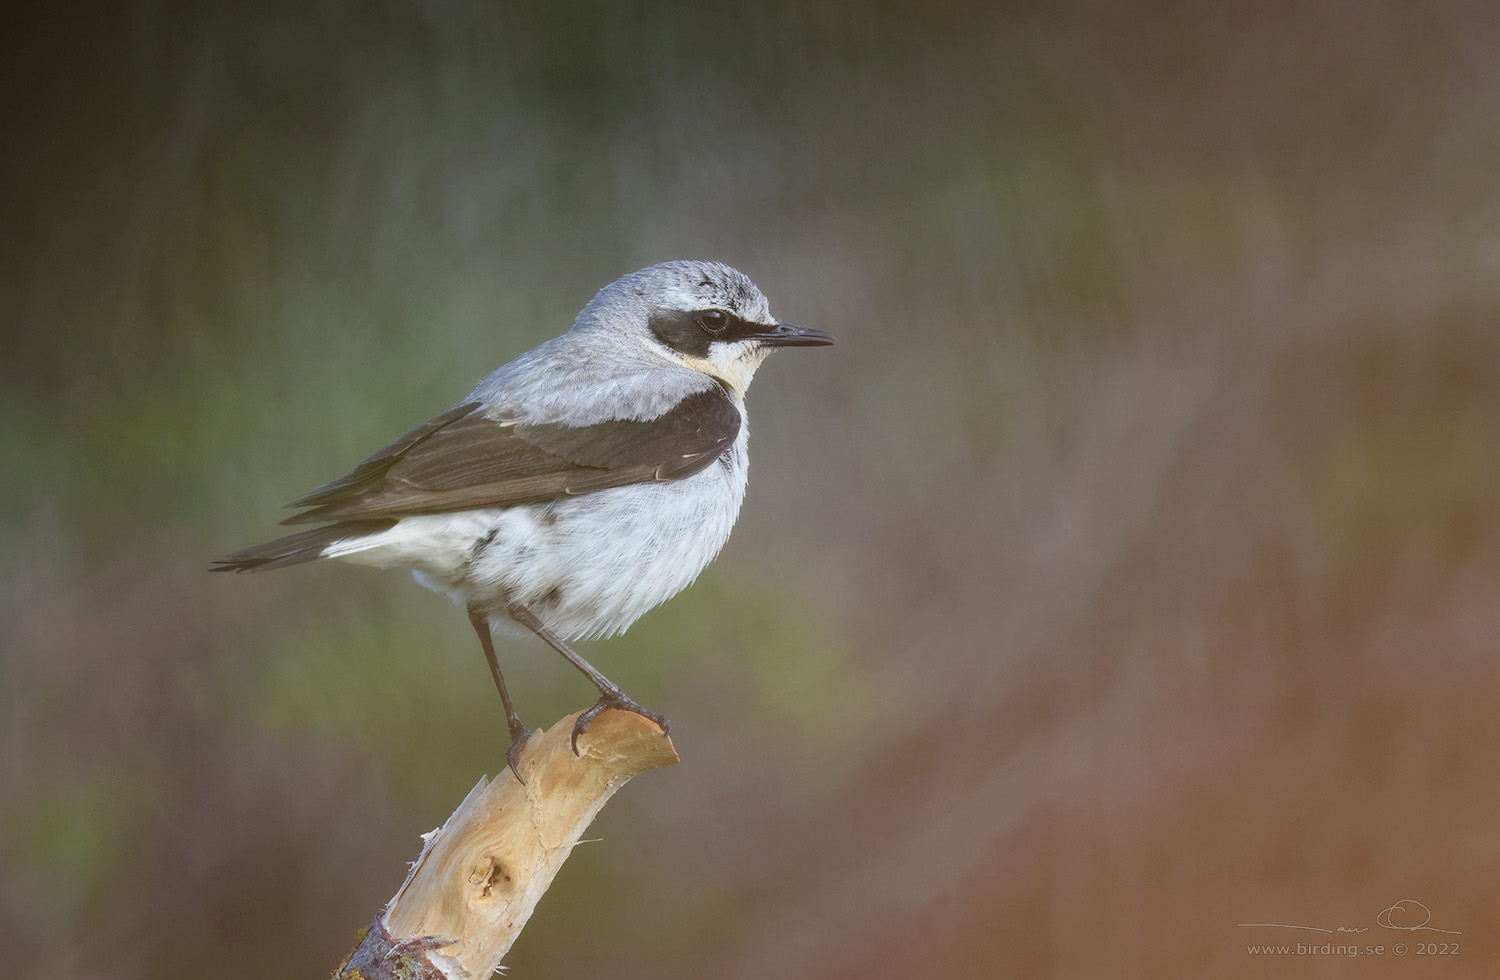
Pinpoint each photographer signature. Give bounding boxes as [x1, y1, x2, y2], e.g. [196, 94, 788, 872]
[1238, 899, 1460, 935]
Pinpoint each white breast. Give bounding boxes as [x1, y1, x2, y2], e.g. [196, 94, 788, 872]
[329, 425, 751, 641]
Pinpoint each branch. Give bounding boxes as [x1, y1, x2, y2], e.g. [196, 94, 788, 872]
[334, 708, 679, 979]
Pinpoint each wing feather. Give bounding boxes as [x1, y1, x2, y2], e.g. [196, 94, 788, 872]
[281, 386, 739, 525]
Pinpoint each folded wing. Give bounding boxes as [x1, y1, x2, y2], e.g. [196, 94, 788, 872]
[281, 386, 741, 525]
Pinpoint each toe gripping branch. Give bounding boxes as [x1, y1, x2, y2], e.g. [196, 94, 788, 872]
[474, 603, 671, 782]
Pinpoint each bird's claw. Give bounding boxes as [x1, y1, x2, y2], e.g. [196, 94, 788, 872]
[505, 724, 533, 784]
[571, 694, 671, 755]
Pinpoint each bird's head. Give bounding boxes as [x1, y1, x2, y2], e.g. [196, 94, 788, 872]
[576, 260, 834, 391]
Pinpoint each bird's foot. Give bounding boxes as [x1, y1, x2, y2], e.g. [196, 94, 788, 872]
[505, 722, 533, 784]
[571, 694, 671, 755]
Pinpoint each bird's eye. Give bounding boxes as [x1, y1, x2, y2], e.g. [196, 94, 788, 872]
[695, 309, 728, 334]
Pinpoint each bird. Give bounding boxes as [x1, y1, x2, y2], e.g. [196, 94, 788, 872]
[213, 260, 834, 779]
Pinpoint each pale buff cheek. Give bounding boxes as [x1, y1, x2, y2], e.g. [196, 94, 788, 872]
[663, 345, 771, 392]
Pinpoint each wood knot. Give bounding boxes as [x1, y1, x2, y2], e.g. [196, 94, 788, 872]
[468, 855, 515, 901]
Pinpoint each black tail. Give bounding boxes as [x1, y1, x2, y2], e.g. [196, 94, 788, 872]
[210, 519, 396, 572]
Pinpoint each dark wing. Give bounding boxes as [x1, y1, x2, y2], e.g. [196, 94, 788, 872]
[281, 386, 740, 525]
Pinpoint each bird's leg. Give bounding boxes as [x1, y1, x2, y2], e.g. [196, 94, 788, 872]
[468, 605, 532, 783]
[507, 602, 671, 754]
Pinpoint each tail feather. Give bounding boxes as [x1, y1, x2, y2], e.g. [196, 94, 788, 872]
[211, 519, 396, 572]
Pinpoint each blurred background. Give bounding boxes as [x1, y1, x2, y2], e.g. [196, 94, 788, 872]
[4, 1, 1500, 977]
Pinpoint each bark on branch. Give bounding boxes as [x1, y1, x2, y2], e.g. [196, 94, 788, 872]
[333, 709, 679, 979]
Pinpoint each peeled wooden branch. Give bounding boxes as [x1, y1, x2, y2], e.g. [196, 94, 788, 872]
[334, 709, 679, 979]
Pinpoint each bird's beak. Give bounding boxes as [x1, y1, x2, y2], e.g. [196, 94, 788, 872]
[752, 322, 837, 347]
